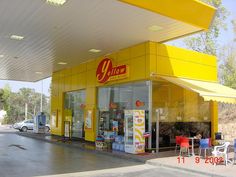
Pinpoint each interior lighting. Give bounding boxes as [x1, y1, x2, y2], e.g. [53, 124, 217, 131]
[0, 55, 4, 58]
[58, 62, 67, 65]
[10, 35, 24, 40]
[89, 49, 101, 53]
[148, 25, 163, 32]
[46, 0, 67, 6]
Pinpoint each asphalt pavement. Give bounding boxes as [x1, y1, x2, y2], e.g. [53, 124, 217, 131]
[0, 126, 208, 177]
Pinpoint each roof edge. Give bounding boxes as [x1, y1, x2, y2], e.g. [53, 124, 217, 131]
[119, 0, 216, 30]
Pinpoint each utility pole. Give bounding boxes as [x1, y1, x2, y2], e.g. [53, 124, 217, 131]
[25, 103, 28, 120]
[40, 80, 43, 112]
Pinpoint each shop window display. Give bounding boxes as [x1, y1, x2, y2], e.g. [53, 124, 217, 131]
[97, 81, 149, 153]
[152, 81, 211, 150]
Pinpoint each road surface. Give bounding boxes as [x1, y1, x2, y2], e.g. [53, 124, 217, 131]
[0, 130, 207, 177]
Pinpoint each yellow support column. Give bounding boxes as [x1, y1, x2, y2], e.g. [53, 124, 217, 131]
[85, 87, 97, 142]
[210, 101, 218, 145]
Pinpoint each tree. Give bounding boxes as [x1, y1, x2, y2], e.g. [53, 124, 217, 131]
[219, 18, 236, 87]
[0, 85, 11, 111]
[219, 43, 236, 88]
[232, 19, 236, 41]
[2, 86, 50, 124]
[184, 0, 228, 55]
[0, 89, 4, 109]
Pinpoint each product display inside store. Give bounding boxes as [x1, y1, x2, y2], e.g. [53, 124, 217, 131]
[96, 82, 149, 154]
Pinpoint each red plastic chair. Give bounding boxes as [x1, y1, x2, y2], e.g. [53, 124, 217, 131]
[175, 136, 182, 153]
[179, 137, 190, 156]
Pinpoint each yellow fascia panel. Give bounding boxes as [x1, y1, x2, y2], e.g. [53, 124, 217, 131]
[157, 44, 217, 67]
[117, 48, 131, 62]
[64, 76, 71, 92]
[155, 43, 218, 82]
[86, 69, 96, 88]
[146, 42, 157, 55]
[71, 63, 87, 75]
[119, 0, 216, 30]
[131, 43, 146, 58]
[130, 56, 146, 80]
[156, 56, 217, 81]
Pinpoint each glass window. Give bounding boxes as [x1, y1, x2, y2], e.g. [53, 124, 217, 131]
[152, 81, 211, 150]
[119, 85, 133, 110]
[97, 81, 149, 137]
[98, 88, 110, 110]
[132, 82, 149, 110]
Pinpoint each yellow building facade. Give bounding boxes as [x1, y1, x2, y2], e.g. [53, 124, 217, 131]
[50, 41, 226, 150]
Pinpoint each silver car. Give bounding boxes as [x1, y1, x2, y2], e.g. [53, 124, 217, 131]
[13, 119, 50, 132]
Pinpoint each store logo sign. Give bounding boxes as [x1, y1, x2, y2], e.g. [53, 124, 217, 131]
[96, 58, 129, 83]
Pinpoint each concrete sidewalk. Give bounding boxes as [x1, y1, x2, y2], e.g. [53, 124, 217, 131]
[147, 154, 236, 177]
[18, 132, 236, 177]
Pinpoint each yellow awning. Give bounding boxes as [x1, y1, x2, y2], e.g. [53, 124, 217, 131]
[160, 76, 236, 104]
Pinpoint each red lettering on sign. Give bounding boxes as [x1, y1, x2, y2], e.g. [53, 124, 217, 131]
[96, 58, 128, 83]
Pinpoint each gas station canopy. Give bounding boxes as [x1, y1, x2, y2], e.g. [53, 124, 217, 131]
[0, 0, 216, 82]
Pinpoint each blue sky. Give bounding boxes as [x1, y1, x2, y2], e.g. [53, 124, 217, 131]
[0, 0, 235, 96]
[217, 0, 236, 45]
[168, 0, 236, 47]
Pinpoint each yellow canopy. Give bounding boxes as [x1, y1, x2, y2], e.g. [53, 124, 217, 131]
[160, 76, 236, 104]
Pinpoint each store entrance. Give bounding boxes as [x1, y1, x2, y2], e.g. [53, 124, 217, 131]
[71, 107, 85, 139]
[64, 90, 86, 139]
[151, 109, 160, 152]
[97, 81, 150, 153]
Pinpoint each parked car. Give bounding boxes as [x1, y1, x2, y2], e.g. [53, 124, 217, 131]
[13, 119, 50, 132]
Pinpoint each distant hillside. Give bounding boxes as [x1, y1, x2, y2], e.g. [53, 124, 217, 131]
[218, 103, 236, 141]
[219, 103, 236, 123]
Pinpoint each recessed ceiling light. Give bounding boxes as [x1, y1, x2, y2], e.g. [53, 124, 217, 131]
[0, 55, 4, 58]
[35, 72, 43, 74]
[58, 62, 67, 65]
[89, 49, 101, 53]
[10, 35, 24, 40]
[46, 0, 67, 6]
[148, 25, 163, 32]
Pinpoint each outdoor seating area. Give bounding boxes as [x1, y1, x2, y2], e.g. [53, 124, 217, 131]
[175, 132, 236, 166]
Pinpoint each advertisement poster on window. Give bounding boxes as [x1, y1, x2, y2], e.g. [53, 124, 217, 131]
[85, 110, 92, 129]
[51, 110, 58, 127]
[124, 110, 145, 154]
[133, 110, 145, 154]
[64, 121, 70, 138]
[51, 115, 56, 127]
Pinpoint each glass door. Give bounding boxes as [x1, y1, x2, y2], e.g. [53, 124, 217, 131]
[65, 90, 86, 139]
[124, 110, 133, 145]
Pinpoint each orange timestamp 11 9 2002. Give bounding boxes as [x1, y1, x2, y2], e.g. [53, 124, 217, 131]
[177, 156, 224, 164]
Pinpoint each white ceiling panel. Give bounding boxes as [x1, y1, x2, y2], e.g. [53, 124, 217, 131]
[0, 0, 201, 82]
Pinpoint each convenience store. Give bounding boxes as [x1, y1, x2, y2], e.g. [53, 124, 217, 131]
[50, 40, 236, 153]
[45, 1, 236, 153]
[2, 0, 236, 153]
